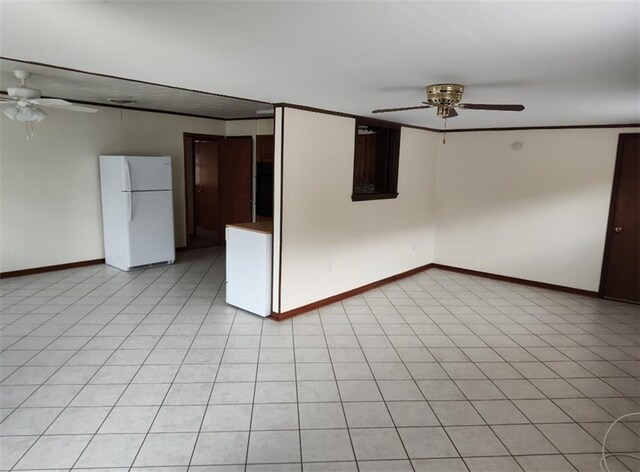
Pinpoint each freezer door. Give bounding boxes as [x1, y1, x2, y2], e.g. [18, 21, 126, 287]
[125, 156, 173, 191]
[126, 190, 175, 267]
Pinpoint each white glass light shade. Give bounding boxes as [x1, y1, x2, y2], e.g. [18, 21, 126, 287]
[34, 108, 47, 122]
[16, 106, 38, 122]
[2, 105, 19, 120]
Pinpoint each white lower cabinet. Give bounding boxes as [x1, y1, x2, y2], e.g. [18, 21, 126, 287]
[225, 222, 273, 317]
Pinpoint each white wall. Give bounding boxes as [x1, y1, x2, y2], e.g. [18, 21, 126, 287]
[435, 127, 639, 291]
[275, 108, 439, 312]
[0, 106, 226, 272]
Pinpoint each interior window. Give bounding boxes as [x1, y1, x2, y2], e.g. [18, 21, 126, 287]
[352, 119, 400, 201]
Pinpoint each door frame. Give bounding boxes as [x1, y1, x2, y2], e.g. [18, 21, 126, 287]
[183, 133, 223, 245]
[182, 133, 254, 247]
[598, 132, 639, 298]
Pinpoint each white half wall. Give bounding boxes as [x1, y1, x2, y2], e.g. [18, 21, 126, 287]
[0, 106, 226, 273]
[275, 107, 439, 313]
[435, 127, 640, 292]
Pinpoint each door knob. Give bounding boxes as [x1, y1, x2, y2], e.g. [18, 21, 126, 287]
[197, 188, 204, 193]
[614, 226, 623, 233]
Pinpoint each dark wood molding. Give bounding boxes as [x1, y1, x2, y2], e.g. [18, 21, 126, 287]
[270, 262, 599, 320]
[0, 258, 106, 279]
[271, 263, 435, 320]
[183, 132, 225, 141]
[224, 116, 274, 121]
[277, 107, 285, 314]
[0, 243, 197, 279]
[445, 123, 640, 133]
[270, 103, 639, 133]
[351, 192, 399, 202]
[1, 56, 271, 104]
[431, 264, 597, 297]
[272, 102, 441, 133]
[598, 133, 640, 298]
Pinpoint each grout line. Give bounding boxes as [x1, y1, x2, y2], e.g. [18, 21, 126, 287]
[124, 248, 224, 471]
[185, 256, 238, 470]
[315, 308, 361, 471]
[242, 313, 265, 471]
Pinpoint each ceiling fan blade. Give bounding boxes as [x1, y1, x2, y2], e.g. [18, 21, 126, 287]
[458, 103, 525, 111]
[447, 107, 458, 118]
[47, 104, 98, 113]
[372, 105, 433, 113]
[0, 97, 17, 103]
[31, 98, 73, 107]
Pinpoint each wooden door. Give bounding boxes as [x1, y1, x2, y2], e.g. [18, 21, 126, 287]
[194, 141, 220, 234]
[256, 135, 274, 162]
[219, 137, 253, 230]
[601, 133, 639, 303]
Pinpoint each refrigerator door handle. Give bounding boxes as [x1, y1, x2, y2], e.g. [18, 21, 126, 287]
[122, 158, 133, 192]
[127, 192, 133, 222]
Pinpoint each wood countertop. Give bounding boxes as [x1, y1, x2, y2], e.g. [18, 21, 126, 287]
[226, 221, 273, 234]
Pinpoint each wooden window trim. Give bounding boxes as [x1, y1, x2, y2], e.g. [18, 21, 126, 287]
[351, 192, 399, 202]
[351, 118, 401, 202]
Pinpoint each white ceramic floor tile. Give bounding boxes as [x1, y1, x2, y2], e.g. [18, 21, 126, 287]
[1, 252, 637, 470]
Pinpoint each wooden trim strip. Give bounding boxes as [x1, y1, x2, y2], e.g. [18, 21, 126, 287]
[445, 123, 640, 133]
[271, 103, 638, 133]
[1, 56, 271, 105]
[0, 258, 106, 279]
[270, 263, 434, 321]
[270, 262, 598, 320]
[277, 107, 285, 314]
[273, 102, 441, 133]
[1, 246, 194, 279]
[431, 264, 597, 297]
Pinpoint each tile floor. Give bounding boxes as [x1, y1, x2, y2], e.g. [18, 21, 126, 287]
[0, 247, 638, 471]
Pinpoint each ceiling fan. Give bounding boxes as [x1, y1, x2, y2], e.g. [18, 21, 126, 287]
[372, 83, 524, 119]
[1, 70, 97, 123]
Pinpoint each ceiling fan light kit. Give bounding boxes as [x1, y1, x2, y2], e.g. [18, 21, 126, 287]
[3, 104, 47, 122]
[1, 70, 98, 135]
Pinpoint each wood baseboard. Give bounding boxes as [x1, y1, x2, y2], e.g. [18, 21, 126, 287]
[270, 263, 434, 321]
[0, 258, 106, 279]
[430, 264, 598, 297]
[0, 247, 189, 279]
[270, 262, 598, 320]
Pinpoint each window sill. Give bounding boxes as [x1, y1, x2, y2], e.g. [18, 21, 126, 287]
[351, 192, 399, 202]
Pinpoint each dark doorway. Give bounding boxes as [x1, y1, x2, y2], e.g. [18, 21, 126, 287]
[599, 133, 639, 303]
[194, 140, 221, 247]
[184, 134, 253, 248]
[256, 135, 275, 221]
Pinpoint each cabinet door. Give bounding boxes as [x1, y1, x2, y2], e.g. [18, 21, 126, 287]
[257, 135, 275, 162]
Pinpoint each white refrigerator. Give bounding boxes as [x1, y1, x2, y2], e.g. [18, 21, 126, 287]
[99, 155, 175, 271]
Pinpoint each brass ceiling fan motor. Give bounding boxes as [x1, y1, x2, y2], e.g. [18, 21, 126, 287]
[426, 83, 464, 118]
